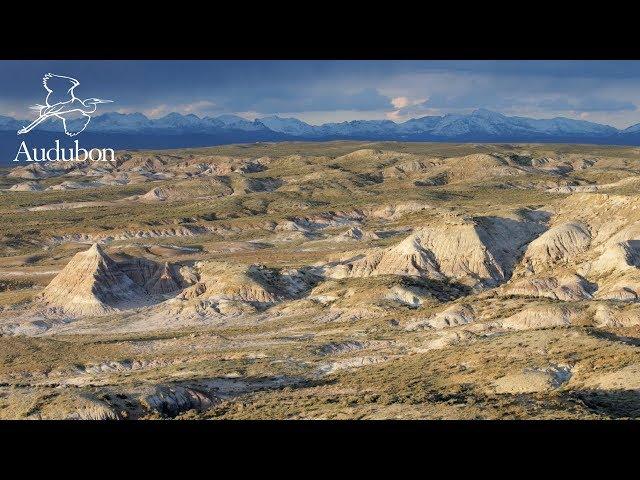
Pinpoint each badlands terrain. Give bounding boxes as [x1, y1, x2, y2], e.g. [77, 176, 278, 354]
[2, 141, 640, 419]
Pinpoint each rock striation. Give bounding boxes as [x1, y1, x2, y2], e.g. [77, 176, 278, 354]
[40, 244, 183, 316]
[324, 215, 543, 288]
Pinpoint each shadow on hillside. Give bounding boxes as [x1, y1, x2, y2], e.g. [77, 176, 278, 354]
[473, 215, 549, 281]
[564, 388, 640, 418]
[395, 276, 473, 303]
[585, 328, 640, 347]
[103, 374, 334, 419]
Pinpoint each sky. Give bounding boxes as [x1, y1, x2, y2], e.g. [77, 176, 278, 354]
[1, 60, 640, 128]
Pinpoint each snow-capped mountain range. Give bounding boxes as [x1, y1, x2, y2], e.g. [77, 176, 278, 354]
[3, 108, 640, 162]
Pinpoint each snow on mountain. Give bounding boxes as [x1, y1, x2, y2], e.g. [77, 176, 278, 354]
[0, 115, 24, 131]
[512, 116, 618, 136]
[0, 109, 638, 143]
[154, 113, 205, 130]
[623, 123, 640, 134]
[426, 110, 533, 137]
[212, 114, 265, 131]
[90, 112, 153, 132]
[257, 116, 317, 136]
[396, 116, 441, 134]
[319, 119, 398, 137]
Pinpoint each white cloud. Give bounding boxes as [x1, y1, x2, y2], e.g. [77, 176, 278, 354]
[386, 110, 401, 121]
[385, 97, 432, 122]
[391, 96, 410, 109]
[145, 104, 170, 118]
[57, 66, 640, 129]
[179, 100, 216, 115]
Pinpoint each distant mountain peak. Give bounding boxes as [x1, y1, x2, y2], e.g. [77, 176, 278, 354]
[102, 112, 149, 119]
[216, 114, 247, 122]
[161, 112, 200, 119]
[471, 108, 507, 119]
[624, 123, 640, 134]
[258, 115, 316, 136]
[3, 109, 640, 160]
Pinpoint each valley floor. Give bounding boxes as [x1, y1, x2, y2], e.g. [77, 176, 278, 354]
[2, 142, 640, 419]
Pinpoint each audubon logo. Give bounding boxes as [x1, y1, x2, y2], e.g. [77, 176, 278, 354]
[14, 140, 115, 163]
[14, 73, 115, 162]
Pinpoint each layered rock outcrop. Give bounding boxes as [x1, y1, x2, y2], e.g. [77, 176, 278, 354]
[40, 244, 184, 316]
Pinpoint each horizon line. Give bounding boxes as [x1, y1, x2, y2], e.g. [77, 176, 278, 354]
[1, 108, 637, 130]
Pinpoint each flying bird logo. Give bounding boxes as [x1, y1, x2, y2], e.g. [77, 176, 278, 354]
[18, 74, 113, 137]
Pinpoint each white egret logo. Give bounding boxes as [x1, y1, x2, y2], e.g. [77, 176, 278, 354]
[18, 73, 113, 137]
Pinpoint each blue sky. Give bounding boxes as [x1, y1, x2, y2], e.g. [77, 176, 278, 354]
[1, 60, 640, 128]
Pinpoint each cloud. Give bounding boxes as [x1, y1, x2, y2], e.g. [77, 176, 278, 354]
[220, 87, 392, 113]
[419, 91, 520, 110]
[386, 110, 403, 121]
[391, 96, 410, 109]
[3, 61, 640, 128]
[378, 69, 640, 118]
[179, 100, 217, 115]
[145, 105, 170, 118]
[537, 96, 636, 113]
[386, 97, 432, 121]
